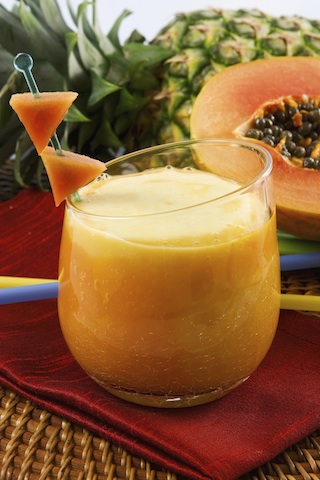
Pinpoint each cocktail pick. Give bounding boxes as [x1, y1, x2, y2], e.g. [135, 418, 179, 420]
[13, 52, 62, 155]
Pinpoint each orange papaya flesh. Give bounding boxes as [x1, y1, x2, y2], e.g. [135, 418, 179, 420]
[190, 57, 320, 240]
[40, 146, 106, 207]
[9, 92, 78, 154]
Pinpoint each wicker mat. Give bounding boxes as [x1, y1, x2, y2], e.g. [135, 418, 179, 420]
[0, 385, 319, 480]
[0, 270, 320, 479]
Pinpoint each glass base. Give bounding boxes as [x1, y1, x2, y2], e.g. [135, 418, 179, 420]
[103, 377, 249, 408]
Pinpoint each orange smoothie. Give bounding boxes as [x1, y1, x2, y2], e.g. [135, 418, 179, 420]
[58, 166, 280, 407]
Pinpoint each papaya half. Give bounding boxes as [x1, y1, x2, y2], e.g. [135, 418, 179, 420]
[190, 57, 320, 241]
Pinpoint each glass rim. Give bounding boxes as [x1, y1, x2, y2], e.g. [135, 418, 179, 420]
[66, 138, 273, 219]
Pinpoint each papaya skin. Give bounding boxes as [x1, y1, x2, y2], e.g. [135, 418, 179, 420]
[190, 57, 320, 240]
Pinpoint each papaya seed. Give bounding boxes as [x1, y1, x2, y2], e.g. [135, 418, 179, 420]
[245, 95, 320, 169]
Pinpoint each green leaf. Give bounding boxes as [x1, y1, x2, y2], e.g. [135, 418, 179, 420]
[107, 9, 132, 52]
[78, 4, 116, 63]
[77, 1, 98, 45]
[114, 111, 137, 137]
[92, 9, 118, 56]
[66, 30, 78, 55]
[19, 0, 68, 76]
[13, 132, 35, 188]
[66, 31, 91, 90]
[0, 48, 15, 88]
[66, 0, 77, 25]
[92, 119, 123, 150]
[64, 104, 90, 122]
[125, 29, 146, 44]
[124, 42, 173, 69]
[0, 4, 35, 55]
[22, 0, 46, 23]
[75, 111, 101, 151]
[77, 7, 106, 73]
[22, 59, 64, 93]
[36, 157, 50, 191]
[116, 89, 147, 116]
[88, 70, 120, 108]
[0, 70, 23, 129]
[39, 0, 71, 37]
[104, 50, 131, 86]
[0, 124, 21, 166]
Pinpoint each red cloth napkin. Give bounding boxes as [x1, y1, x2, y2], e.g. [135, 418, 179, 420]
[1, 189, 320, 480]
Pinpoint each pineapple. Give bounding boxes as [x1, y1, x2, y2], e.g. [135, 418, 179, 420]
[1, 1, 320, 198]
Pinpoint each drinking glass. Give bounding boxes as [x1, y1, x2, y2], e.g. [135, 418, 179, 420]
[58, 139, 280, 408]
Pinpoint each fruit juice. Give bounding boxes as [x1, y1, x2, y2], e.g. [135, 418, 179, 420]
[58, 166, 280, 407]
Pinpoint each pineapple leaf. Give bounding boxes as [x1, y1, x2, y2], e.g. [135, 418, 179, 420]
[76, 111, 101, 152]
[66, 30, 78, 55]
[116, 89, 148, 116]
[64, 104, 90, 122]
[66, 0, 77, 25]
[93, 9, 118, 56]
[80, 3, 117, 60]
[22, 0, 47, 22]
[125, 43, 173, 69]
[29, 60, 64, 92]
[65, 31, 91, 89]
[66, 32, 89, 84]
[0, 110, 22, 166]
[105, 51, 131, 85]
[77, 6, 107, 73]
[92, 119, 123, 150]
[19, 0, 68, 76]
[13, 132, 34, 189]
[107, 9, 132, 52]
[0, 5, 35, 55]
[88, 70, 121, 108]
[125, 29, 146, 44]
[39, 0, 71, 37]
[35, 158, 50, 191]
[77, 1, 98, 45]
[0, 70, 23, 129]
[0, 49, 19, 96]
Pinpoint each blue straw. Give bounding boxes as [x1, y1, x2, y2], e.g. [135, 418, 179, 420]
[280, 252, 320, 272]
[0, 282, 58, 305]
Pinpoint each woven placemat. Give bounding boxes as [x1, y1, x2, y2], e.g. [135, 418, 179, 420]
[0, 384, 319, 480]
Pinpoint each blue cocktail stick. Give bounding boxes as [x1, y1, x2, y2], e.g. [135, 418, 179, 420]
[13, 52, 62, 154]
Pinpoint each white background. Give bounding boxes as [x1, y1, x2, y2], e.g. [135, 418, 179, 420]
[1, 0, 320, 41]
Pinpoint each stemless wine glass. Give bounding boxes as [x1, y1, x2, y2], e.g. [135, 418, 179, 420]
[58, 139, 280, 408]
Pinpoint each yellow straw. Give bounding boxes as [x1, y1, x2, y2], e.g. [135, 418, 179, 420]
[0, 276, 56, 288]
[280, 294, 320, 312]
